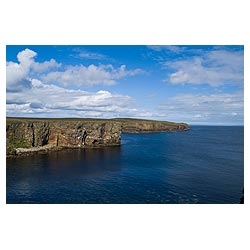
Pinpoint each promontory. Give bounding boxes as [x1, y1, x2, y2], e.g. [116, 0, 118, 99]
[6, 117, 189, 156]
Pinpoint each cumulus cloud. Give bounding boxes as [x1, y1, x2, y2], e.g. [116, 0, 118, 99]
[159, 91, 243, 125]
[6, 48, 61, 92]
[32, 59, 61, 72]
[164, 49, 243, 86]
[7, 49, 143, 91]
[42, 64, 143, 86]
[17, 49, 37, 66]
[6, 49, 35, 91]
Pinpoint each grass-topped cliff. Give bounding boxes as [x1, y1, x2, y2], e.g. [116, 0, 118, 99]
[6, 117, 189, 156]
[112, 118, 189, 133]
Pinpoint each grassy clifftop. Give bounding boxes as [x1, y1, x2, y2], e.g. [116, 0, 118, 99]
[7, 117, 188, 125]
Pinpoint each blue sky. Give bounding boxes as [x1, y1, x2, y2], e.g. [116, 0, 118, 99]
[6, 45, 244, 125]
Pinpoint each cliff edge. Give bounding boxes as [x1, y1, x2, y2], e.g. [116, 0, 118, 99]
[114, 118, 189, 133]
[6, 117, 189, 156]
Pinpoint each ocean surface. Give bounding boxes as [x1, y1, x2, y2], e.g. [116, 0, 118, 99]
[6, 126, 244, 204]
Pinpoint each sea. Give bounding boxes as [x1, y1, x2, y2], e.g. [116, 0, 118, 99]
[6, 126, 244, 204]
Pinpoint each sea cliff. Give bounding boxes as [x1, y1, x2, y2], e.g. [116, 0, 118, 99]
[6, 117, 189, 156]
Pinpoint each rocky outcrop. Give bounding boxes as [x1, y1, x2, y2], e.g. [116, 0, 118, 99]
[6, 117, 189, 156]
[7, 119, 122, 156]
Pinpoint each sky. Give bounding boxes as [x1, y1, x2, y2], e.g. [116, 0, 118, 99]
[6, 45, 244, 125]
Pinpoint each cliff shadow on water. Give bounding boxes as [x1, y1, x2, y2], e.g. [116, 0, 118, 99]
[7, 147, 122, 178]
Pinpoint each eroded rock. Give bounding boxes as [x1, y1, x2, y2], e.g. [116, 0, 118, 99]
[6, 118, 189, 156]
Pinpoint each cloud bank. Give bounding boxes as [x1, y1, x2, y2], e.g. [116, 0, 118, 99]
[7, 79, 141, 118]
[159, 91, 243, 125]
[6, 49, 144, 118]
[165, 49, 243, 86]
[42, 64, 142, 86]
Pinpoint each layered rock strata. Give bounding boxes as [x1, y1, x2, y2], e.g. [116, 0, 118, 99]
[6, 118, 189, 156]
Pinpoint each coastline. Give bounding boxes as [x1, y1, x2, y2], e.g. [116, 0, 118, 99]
[6, 117, 189, 157]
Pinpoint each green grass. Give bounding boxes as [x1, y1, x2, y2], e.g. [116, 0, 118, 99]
[6, 117, 187, 126]
[112, 118, 185, 126]
[6, 117, 114, 124]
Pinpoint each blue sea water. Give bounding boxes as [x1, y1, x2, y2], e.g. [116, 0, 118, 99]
[6, 126, 244, 204]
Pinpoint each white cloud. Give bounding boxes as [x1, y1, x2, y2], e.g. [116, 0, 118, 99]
[6, 49, 36, 91]
[193, 114, 206, 119]
[147, 45, 184, 53]
[76, 52, 107, 60]
[71, 48, 108, 60]
[6, 79, 140, 118]
[32, 59, 61, 72]
[159, 91, 243, 125]
[42, 64, 143, 86]
[7, 49, 143, 91]
[165, 49, 243, 86]
[6, 79, 158, 119]
[17, 49, 37, 66]
[6, 48, 147, 119]
[6, 61, 32, 92]
[6, 48, 61, 92]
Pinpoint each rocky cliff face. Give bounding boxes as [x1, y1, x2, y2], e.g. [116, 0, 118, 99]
[6, 118, 189, 156]
[119, 120, 189, 133]
[7, 119, 121, 156]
